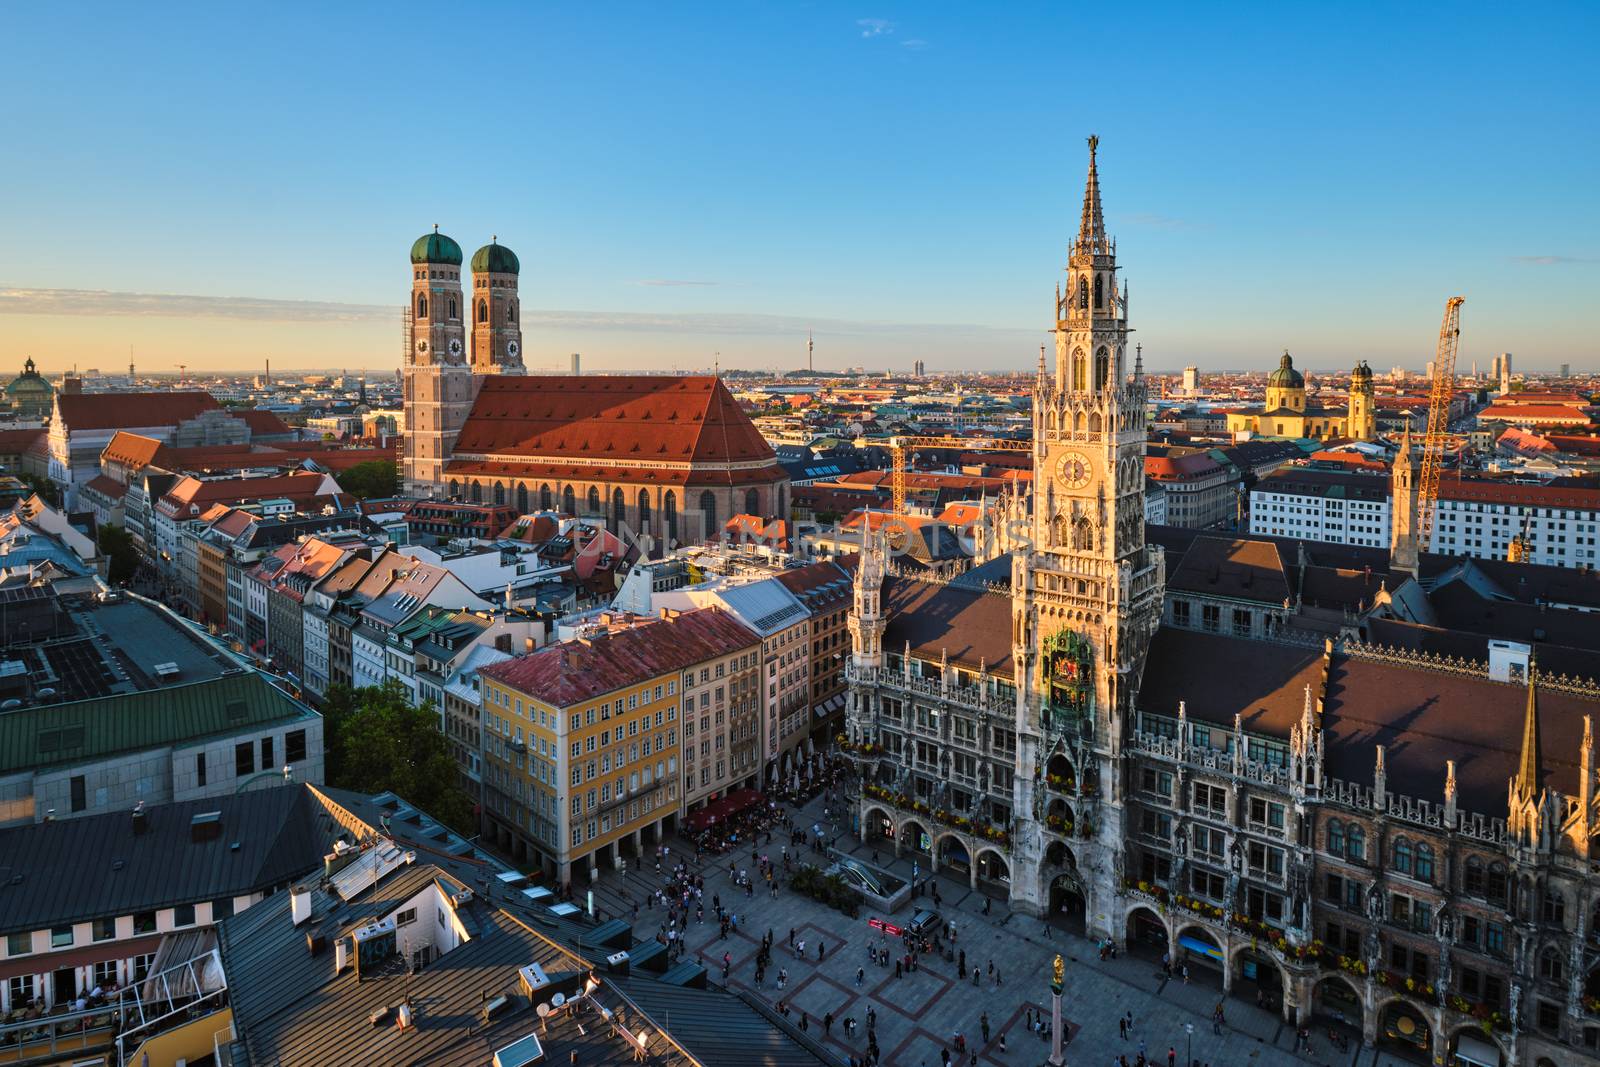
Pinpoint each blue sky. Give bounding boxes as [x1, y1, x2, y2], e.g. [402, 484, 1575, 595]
[2, 2, 1595, 375]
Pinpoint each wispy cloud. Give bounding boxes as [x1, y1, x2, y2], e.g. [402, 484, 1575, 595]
[901, 38, 928, 50]
[633, 279, 720, 288]
[0, 284, 1035, 343]
[0, 286, 392, 323]
[1509, 255, 1592, 266]
[521, 308, 1033, 340]
[857, 17, 894, 38]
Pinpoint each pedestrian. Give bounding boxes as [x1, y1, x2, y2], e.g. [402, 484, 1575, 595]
[1124, 1010, 1133, 1034]
[1043, 918, 1052, 940]
[856, 967, 865, 987]
[800, 1011, 809, 1032]
[819, 940, 827, 961]
[998, 1034, 1006, 1053]
[1181, 963, 1189, 985]
[1119, 1016, 1127, 1040]
[1161, 952, 1171, 978]
[825, 1011, 834, 1036]
[788, 927, 795, 947]
[993, 966, 1001, 987]
[1168, 1048, 1176, 1067]
[980, 1013, 990, 1043]
[896, 959, 903, 979]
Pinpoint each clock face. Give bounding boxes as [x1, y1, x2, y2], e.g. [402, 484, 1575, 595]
[415, 339, 428, 353]
[1055, 450, 1093, 490]
[507, 340, 520, 357]
[448, 339, 463, 356]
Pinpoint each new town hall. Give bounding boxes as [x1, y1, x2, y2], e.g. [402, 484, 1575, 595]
[844, 139, 1600, 1067]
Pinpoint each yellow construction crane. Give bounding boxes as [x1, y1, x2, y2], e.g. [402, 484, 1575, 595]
[1416, 296, 1465, 551]
[889, 435, 1031, 515]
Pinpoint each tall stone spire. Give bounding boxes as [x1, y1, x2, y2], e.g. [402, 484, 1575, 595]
[1077, 135, 1106, 254]
[1515, 656, 1543, 801]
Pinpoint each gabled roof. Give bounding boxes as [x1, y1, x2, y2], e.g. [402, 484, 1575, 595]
[235, 409, 294, 436]
[452, 375, 777, 468]
[882, 577, 1013, 675]
[0, 671, 315, 775]
[0, 785, 336, 936]
[0, 428, 45, 455]
[158, 472, 337, 517]
[1166, 536, 1290, 605]
[56, 391, 219, 432]
[775, 560, 852, 609]
[483, 608, 759, 707]
[101, 431, 171, 471]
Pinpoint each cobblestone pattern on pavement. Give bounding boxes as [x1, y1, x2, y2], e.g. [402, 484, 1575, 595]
[586, 792, 1434, 1067]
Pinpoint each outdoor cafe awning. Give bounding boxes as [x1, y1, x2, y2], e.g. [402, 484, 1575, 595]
[682, 788, 763, 833]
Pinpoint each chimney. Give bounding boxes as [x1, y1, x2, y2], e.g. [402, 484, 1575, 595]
[131, 801, 148, 835]
[190, 810, 222, 842]
[291, 885, 313, 926]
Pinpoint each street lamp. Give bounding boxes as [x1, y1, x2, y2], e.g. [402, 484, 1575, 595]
[1185, 1021, 1194, 1067]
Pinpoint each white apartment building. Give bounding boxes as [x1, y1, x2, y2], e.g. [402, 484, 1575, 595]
[1250, 468, 1600, 566]
[1249, 470, 1393, 548]
[653, 577, 814, 780]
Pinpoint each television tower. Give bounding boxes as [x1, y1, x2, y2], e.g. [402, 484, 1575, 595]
[808, 330, 814, 373]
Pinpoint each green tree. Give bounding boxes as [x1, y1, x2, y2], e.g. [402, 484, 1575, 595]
[18, 472, 60, 507]
[97, 523, 140, 585]
[335, 460, 399, 500]
[320, 680, 475, 834]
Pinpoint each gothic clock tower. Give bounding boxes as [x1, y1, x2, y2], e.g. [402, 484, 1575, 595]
[1009, 137, 1166, 932]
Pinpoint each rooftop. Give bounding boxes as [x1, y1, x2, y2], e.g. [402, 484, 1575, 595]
[0, 670, 317, 777]
[55, 391, 220, 432]
[0, 784, 335, 937]
[483, 608, 759, 707]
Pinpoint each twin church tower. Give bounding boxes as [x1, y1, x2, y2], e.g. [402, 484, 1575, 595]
[403, 229, 525, 494]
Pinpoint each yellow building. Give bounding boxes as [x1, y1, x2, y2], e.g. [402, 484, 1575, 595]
[1225, 352, 1375, 441]
[478, 608, 759, 885]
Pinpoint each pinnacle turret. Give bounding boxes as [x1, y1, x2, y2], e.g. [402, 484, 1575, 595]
[1515, 657, 1543, 802]
[1076, 134, 1107, 255]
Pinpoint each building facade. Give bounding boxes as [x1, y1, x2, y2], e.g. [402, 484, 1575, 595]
[1250, 465, 1600, 569]
[1225, 355, 1378, 442]
[477, 609, 756, 883]
[844, 139, 1600, 1067]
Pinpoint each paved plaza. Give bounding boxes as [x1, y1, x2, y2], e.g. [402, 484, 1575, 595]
[586, 790, 1442, 1067]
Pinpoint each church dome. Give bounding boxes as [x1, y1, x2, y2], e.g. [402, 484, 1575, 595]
[1267, 350, 1304, 388]
[410, 228, 463, 265]
[1350, 360, 1372, 384]
[471, 241, 520, 276]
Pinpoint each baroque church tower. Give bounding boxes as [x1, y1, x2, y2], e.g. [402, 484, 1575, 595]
[403, 227, 476, 497]
[1009, 137, 1166, 928]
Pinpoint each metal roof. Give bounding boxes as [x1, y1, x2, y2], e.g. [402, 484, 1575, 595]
[0, 670, 316, 775]
[0, 784, 336, 936]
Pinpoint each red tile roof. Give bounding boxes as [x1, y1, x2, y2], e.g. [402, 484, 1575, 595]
[1479, 403, 1593, 424]
[0, 429, 44, 456]
[100, 432, 171, 471]
[56, 391, 219, 432]
[1437, 473, 1600, 509]
[156, 471, 338, 517]
[444, 459, 780, 488]
[450, 375, 780, 473]
[1145, 452, 1225, 480]
[482, 608, 759, 707]
[82, 474, 128, 501]
[235, 409, 295, 436]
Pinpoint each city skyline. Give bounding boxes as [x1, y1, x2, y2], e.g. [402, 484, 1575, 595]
[3, 3, 1596, 375]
